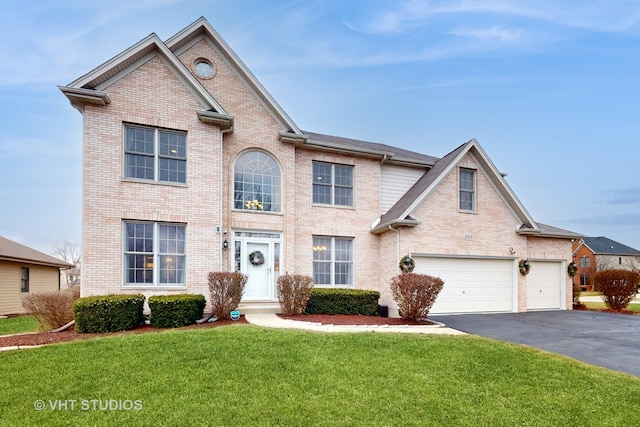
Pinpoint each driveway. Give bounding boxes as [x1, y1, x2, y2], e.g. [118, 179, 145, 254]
[430, 311, 640, 377]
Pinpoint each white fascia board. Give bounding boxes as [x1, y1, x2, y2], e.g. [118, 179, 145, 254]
[167, 18, 301, 134]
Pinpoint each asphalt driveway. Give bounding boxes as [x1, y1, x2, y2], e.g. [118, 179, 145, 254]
[430, 311, 640, 377]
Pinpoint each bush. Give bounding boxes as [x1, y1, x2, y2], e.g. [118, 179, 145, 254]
[305, 288, 380, 316]
[73, 294, 145, 333]
[21, 287, 80, 331]
[391, 273, 444, 321]
[208, 272, 247, 320]
[594, 269, 640, 311]
[148, 294, 206, 328]
[277, 274, 314, 315]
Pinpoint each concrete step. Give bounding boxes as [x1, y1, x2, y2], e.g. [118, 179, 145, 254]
[237, 302, 280, 314]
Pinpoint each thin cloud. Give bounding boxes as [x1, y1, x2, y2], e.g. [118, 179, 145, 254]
[448, 25, 524, 43]
[605, 188, 640, 205]
[348, 0, 640, 36]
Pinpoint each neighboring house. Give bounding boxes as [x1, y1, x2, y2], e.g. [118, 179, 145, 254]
[0, 236, 73, 316]
[59, 17, 581, 316]
[572, 236, 640, 291]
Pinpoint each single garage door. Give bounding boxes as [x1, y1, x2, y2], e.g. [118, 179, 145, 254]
[526, 261, 563, 310]
[413, 256, 515, 314]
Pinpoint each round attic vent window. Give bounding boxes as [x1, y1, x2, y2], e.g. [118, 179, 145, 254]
[194, 59, 215, 79]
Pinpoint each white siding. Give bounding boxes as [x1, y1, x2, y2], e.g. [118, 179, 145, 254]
[380, 165, 426, 213]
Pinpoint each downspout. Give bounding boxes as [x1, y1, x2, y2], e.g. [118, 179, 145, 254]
[388, 225, 400, 263]
[220, 126, 234, 271]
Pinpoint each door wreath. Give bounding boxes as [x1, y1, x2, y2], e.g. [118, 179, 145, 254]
[249, 250, 265, 266]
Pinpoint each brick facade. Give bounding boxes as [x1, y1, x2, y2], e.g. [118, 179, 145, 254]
[63, 18, 576, 313]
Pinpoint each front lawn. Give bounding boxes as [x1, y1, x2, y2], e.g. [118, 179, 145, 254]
[1, 325, 640, 426]
[582, 302, 640, 313]
[0, 315, 38, 336]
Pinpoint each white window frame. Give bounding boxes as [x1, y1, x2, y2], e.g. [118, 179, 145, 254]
[459, 168, 476, 212]
[123, 124, 187, 184]
[312, 236, 354, 287]
[312, 162, 354, 207]
[20, 267, 29, 293]
[233, 150, 282, 212]
[123, 221, 187, 288]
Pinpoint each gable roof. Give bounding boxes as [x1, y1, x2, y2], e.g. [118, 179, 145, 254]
[59, 21, 233, 130]
[0, 236, 73, 268]
[577, 236, 640, 256]
[166, 17, 301, 134]
[371, 139, 580, 239]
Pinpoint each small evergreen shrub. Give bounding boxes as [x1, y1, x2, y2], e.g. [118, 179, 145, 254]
[391, 273, 444, 321]
[21, 287, 80, 331]
[148, 294, 206, 328]
[305, 288, 380, 316]
[594, 269, 640, 311]
[208, 272, 247, 320]
[277, 274, 314, 315]
[73, 294, 145, 333]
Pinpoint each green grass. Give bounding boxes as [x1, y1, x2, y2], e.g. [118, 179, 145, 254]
[581, 291, 603, 296]
[2, 325, 640, 426]
[582, 301, 640, 313]
[0, 315, 38, 335]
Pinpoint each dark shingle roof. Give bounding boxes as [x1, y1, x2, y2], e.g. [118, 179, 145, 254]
[373, 142, 468, 232]
[0, 236, 73, 268]
[302, 131, 438, 166]
[582, 236, 640, 255]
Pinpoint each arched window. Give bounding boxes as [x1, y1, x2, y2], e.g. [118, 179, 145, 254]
[234, 151, 281, 212]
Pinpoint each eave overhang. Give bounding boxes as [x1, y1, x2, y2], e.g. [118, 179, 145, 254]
[371, 218, 421, 234]
[58, 86, 111, 108]
[197, 110, 234, 131]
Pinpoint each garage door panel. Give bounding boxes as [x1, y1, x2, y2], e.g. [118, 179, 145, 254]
[414, 257, 514, 314]
[527, 261, 562, 310]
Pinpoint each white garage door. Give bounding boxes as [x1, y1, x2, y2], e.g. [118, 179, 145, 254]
[526, 261, 563, 310]
[413, 257, 515, 314]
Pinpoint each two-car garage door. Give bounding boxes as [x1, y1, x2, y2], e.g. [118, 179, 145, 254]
[413, 256, 564, 314]
[413, 257, 515, 314]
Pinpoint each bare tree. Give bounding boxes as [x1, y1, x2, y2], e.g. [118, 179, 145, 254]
[54, 241, 81, 288]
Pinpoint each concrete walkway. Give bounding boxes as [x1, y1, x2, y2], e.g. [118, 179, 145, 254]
[244, 313, 466, 334]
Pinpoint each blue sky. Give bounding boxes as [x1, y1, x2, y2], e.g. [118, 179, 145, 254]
[2, 0, 640, 254]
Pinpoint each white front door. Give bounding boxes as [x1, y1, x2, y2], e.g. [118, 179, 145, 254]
[234, 231, 281, 301]
[245, 242, 271, 300]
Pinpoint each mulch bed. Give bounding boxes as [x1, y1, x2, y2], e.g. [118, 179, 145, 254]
[573, 304, 638, 315]
[0, 316, 248, 349]
[279, 314, 437, 326]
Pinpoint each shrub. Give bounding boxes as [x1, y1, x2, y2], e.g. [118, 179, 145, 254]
[305, 288, 380, 316]
[391, 273, 444, 321]
[594, 269, 640, 311]
[73, 294, 145, 333]
[148, 294, 206, 328]
[277, 274, 314, 315]
[208, 272, 247, 320]
[21, 287, 80, 331]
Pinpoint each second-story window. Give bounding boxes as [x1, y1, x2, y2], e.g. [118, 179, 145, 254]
[124, 125, 187, 184]
[459, 168, 475, 211]
[312, 162, 353, 207]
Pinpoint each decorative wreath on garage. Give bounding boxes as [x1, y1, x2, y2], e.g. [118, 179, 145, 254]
[249, 250, 265, 266]
[519, 258, 531, 276]
[567, 262, 578, 277]
[399, 255, 415, 273]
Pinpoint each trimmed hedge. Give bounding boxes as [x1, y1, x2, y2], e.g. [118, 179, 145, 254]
[305, 288, 380, 316]
[148, 294, 206, 328]
[73, 294, 145, 333]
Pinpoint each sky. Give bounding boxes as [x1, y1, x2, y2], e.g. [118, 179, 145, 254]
[1, 0, 640, 255]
